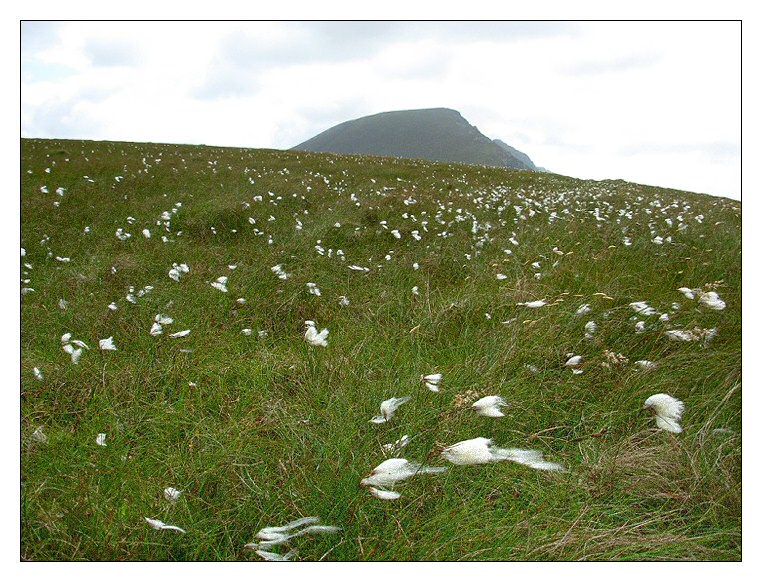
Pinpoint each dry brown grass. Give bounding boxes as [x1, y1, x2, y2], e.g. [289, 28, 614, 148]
[525, 401, 741, 561]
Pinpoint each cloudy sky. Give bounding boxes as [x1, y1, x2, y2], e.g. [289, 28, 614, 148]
[21, 20, 741, 199]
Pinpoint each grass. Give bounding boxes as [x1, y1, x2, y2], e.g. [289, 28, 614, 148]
[20, 138, 741, 561]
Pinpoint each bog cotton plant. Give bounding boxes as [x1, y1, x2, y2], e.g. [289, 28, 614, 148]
[471, 395, 507, 417]
[518, 299, 546, 308]
[576, 304, 592, 316]
[360, 457, 447, 500]
[163, 487, 181, 503]
[644, 393, 685, 433]
[382, 434, 410, 454]
[210, 276, 228, 292]
[698, 291, 726, 310]
[244, 516, 340, 560]
[270, 264, 290, 280]
[439, 437, 564, 471]
[61, 332, 89, 364]
[630, 301, 657, 316]
[144, 517, 186, 534]
[677, 287, 697, 300]
[369, 396, 411, 424]
[168, 262, 189, 281]
[421, 373, 442, 392]
[564, 355, 582, 367]
[98, 336, 117, 351]
[150, 314, 175, 336]
[304, 320, 329, 347]
[635, 360, 658, 371]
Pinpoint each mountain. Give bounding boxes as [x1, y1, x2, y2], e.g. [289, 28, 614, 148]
[292, 108, 537, 171]
[493, 139, 540, 171]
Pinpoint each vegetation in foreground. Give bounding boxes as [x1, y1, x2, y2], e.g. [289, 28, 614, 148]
[20, 138, 741, 561]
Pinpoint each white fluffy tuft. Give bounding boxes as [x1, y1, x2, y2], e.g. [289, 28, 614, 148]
[644, 393, 685, 433]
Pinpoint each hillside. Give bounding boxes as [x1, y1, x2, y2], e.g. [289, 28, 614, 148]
[21, 138, 741, 561]
[292, 108, 535, 170]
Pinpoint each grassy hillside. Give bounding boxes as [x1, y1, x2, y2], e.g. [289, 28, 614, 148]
[292, 108, 533, 170]
[20, 138, 741, 561]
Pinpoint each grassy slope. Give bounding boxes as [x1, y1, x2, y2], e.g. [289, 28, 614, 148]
[20, 138, 741, 561]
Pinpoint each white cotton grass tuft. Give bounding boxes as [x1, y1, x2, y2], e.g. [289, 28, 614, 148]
[440, 437, 564, 471]
[518, 300, 546, 308]
[382, 434, 410, 454]
[677, 287, 696, 300]
[61, 333, 89, 363]
[370, 396, 411, 424]
[163, 487, 181, 503]
[31, 426, 48, 443]
[438, 437, 493, 465]
[210, 276, 228, 292]
[635, 360, 658, 371]
[360, 458, 447, 500]
[575, 303, 592, 316]
[270, 264, 290, 280]
[99, 336, 117, 351]
[644, 393, 685, 433]
[254, 517, 320, 542]
[471, 396, 507, 417]
[664, 327, 718, 343]
[698, 291, 726, 311]
[630, 301, 657, 316]
[306, 282, 321, 296]
[304, 320, 329, 347]
[245, 516, 340, 556]
[253, 548, 297, 561]
[144, 517, 186, 534]
[421, 373, 442, 392]
[62, 344, 83, 364]
[367, 487, 402, 500]
[564, 355, 582, 367]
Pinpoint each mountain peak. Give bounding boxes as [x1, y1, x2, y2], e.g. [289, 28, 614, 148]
[292, 108, 536, 171]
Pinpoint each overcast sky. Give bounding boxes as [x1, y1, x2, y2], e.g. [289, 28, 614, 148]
[21, 20, 740, 199]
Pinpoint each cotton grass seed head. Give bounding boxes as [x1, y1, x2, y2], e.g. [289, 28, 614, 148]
[421, 373, 442, 392]
[471, 395, 507, 417]
[644, 393, 685, 433]
[370, 396, 411, 424]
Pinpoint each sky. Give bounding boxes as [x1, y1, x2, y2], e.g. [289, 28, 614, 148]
[20, 20, 741, 200]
